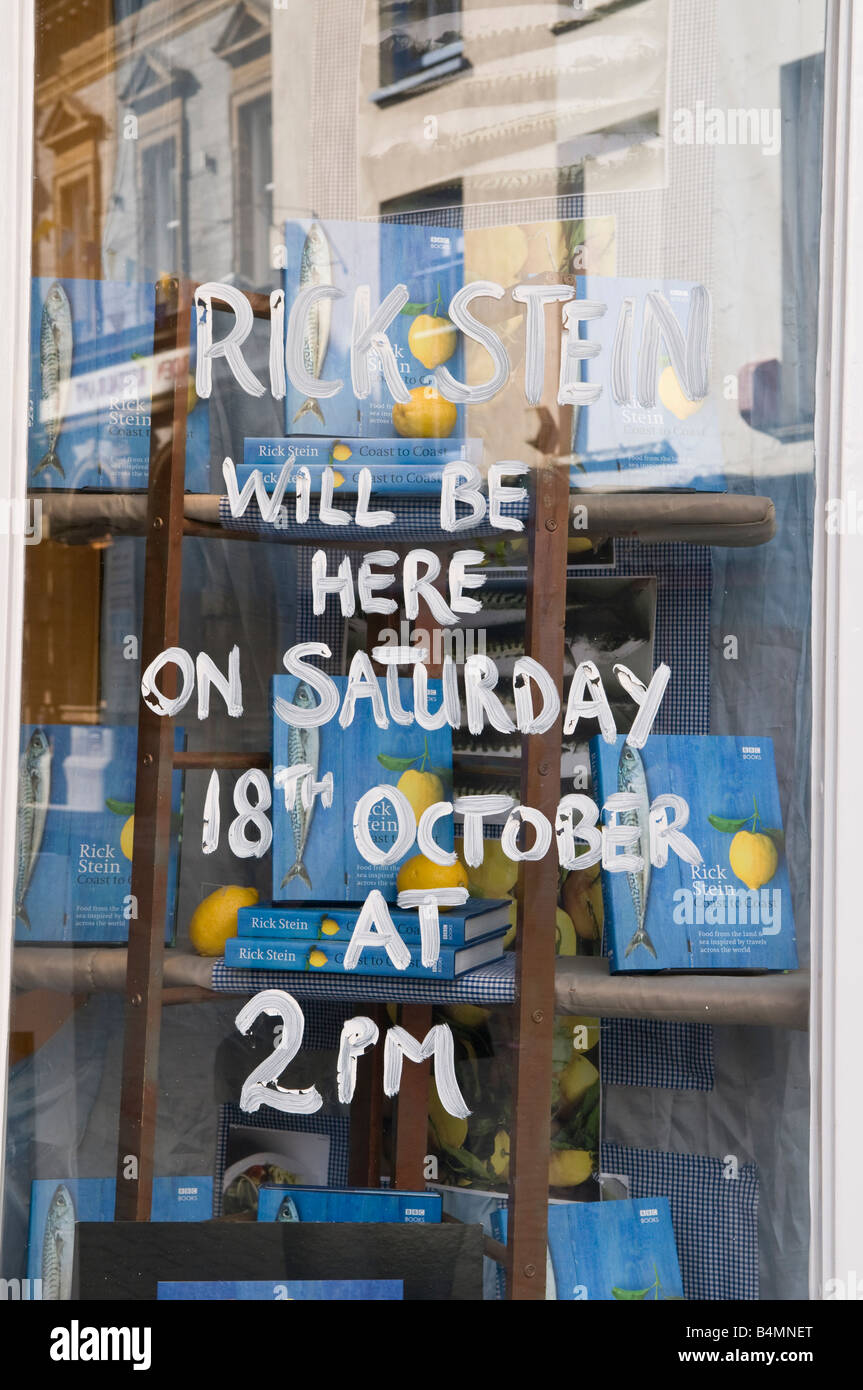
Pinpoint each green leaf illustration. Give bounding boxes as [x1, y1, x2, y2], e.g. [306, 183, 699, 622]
[612, 1286, 651, 1300]
[707, 814, 751, 833]
[762, 826, 785, 853]
[106, 798, 135, 816]
[376, 753, 418, 771]
[400, 301, 430, 316]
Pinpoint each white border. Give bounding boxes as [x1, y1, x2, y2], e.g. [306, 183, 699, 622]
[810, 0, 863, 1299]
[0, 0, 34, 1261]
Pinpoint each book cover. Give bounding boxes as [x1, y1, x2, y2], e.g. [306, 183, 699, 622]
[590, 734, 797, 972]
[29, 277, 209, 491]
[224, 933, 505, 979]
[27, 1177, 212, 1298]
[240, 435, 481, 494]
[14, 724, 181, 944]
[271, 674, 453, 902]
[256, 1186, 441, 1223]
[157, 1279, 403, 1300]
[237, 898, 510, 946]
[572, 275, 724, 491]
[282, 219, 466, 439]
[493, 1197, 684, 1301]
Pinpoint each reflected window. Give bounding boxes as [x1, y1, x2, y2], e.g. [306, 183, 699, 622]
[235, 92, 273, 287]
[140, 136, 179, 278]
[376, 0, 465, 101]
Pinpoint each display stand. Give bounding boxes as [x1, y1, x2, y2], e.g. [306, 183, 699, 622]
[97, 278, 787, 1297]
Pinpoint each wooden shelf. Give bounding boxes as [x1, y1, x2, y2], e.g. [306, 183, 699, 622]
[38, 489, 776, 549]
[12, 946, 808, 1029]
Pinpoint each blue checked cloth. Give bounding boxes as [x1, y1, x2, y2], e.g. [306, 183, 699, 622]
[211, 952, 517, 1004]
[214, 1102, 350, 1214]
[601, 1143, 760, 1300]
[602, 1019, 714, 1091]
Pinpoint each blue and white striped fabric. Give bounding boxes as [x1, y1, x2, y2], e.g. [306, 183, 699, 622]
[602, 1019, 714, 1091]
[211, 952, 517, 1004]
[601, 1143, 760, 1300]
[214, 1102, 350, 1214]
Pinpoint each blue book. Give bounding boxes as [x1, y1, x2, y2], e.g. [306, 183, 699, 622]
[224, 932, 505, 978]
[271, 674, 453, 902]
[240, 436, 481, 494]
[158, 1280, 403, 1300]
[589, 734, 797, 972]
[27, 1177, 212, 1298]
[256, 1186, 441, 1223]
[238, 898, 510, 946]
[493, 1197, 684, 1301]
[29, 277, 209, 491]
[282, 219, 465, 439]
[15, 724, 181, 943]
[572, 275, 724, 491]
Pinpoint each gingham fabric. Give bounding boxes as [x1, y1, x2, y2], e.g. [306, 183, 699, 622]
[211, 952, 518, 1004]
[601, 1143, 760, 1301]
[602, 1019, 714, 1091]
[213, 1102, 350, 1215]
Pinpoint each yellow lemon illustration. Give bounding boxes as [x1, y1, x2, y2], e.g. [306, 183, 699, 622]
[331, 470, 345, 487]
[308, 948, 328, 968]
[320, 918, 340, 937]
[189, 885, 258, 957]
[428, 1077, 468, 1150]
[120, 815, 135, 861]
[490, 1129, 510, 1180]
[729, 830, 778, 891]
[396, 853, 469, 894]
[408, 313, 457, 370]
[392, 386, 457, 438]
[396, 768, 444, 825]
[331, 443, 352, 462]
[442, 1003, 491, 1028]
[548, 1148, 593, 1188]
[558, 1052, 599, 1107]
[455, 836, 519, 899]
[658, 364, 705, 420]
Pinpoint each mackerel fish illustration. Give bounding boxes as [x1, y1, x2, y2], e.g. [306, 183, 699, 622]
[41, 1184, 75, 1301]
[292, 222, 333, 426]
[618, 742, 656, 959]
[274, 683, 320, 891]
[16, 729, 51, 932]
[276, 1193, 300, 1222]
[35, 281, 73, 480]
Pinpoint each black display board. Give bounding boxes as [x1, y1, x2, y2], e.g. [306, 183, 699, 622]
[74, 1221, 484, 1301]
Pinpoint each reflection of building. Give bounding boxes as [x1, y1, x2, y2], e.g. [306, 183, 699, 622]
[33, 0, 275, 290]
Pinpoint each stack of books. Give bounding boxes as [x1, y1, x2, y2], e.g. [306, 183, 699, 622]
[222, 673, 510, 979]
[224, 898, 511, 979]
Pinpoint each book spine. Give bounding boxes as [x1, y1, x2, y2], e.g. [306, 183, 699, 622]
[237, 908, 466, 946]
[234, 462, 446, 496]
[588, 738, 615, 968]
[224, 938, 457, 979]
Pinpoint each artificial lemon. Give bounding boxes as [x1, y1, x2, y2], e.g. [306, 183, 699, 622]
[489, 1128, 510, 1180]
[308, 948, 327, 968]
[396, 853, 469, 894]
[729, 830, 778, 891]
[442, 1003, 491, 1028]
[392, 386, 457, 439]
[189, 885, 258, 957]
[561, 863, 604, 941]
[548, 1148, 593, 1188]
[396, 768, 444, 825]
[320, 918, 340, 937]
[408, 314, 457, 369]
[120, 815, 135, 862]
[428, 1077, 468, 1150]
[503, 901, 577, 954]
[558, 1052, 600, 1107]
[331, 442, 352, 462]
[455, 836, 519, 900]
[658, 364, 705, 420]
